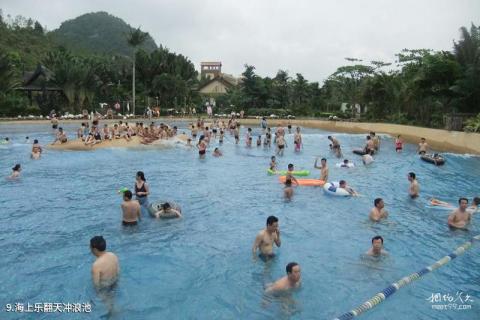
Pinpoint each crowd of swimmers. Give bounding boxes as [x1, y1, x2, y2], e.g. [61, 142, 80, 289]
[3, 115, 479, 302]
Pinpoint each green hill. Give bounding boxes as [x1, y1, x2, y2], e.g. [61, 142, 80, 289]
[50, 11, 157, 56]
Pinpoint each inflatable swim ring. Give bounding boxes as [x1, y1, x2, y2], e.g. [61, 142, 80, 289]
[335, 162, 355, 168]
[148, 201, 182, 218]
[278, 176, 325, 186]
[323, 181, 351, 196]
[353, 149, 367, 156]
[421, 154, 445, 166]
[267, 169, 310, 176]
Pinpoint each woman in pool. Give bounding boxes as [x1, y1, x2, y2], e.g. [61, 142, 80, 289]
[9, 164, 21, 179]
[213, 148, 223, 157]
[134, 171, 150, 210]
[293, 127, 302, 152]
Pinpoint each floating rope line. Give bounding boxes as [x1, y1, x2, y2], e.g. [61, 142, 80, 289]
[334, 234, 480, 320]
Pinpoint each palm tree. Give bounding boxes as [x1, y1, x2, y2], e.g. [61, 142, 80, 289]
[127, 27, 149, 116]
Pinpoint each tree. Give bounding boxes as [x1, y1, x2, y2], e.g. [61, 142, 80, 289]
[34, 21, 43, 34]
[127, 27, 149, 116]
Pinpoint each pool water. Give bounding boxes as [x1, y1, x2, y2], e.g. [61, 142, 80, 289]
[0, 122, 479, 320]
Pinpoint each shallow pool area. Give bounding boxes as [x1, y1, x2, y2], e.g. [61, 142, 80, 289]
[1, 121, 479, 319]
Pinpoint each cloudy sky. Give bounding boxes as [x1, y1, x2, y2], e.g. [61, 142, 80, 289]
[2, 0, 479, 82]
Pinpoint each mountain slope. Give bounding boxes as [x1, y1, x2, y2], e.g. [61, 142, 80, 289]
[50, 11, 157, 56]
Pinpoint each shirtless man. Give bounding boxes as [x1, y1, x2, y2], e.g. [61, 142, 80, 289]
[90, 236, 120, 288]
[197, 136, 207, 159]
[417, 138, 428, 155]
[265, 262, 301, 293]
[31, 139, 42, 159]
[408, 172, 419, 198]
[276, 135, 286, 156]
[293, 127, 302, 152]
[328, 136, 340, 149]
[234, 126, 240, 145]
[153, 202, 182, 219]
[51, 127, 67, 145]
[364, 136, 375, 154]
[121, 190, 141, 226]
[252, 215, 281, 258]
[369, 198, 389, 222]
[370, 132, 380, 151]
[314, 157, 329, 181]
[286, 164, 299, 186]
[366, 236, 388, 256]
[448, 198, 472, 229]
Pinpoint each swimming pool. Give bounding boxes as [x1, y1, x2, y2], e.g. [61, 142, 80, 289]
[1, 121, 479, 319]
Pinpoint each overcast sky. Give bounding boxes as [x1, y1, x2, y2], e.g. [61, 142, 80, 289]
[2, 0, 479, 82]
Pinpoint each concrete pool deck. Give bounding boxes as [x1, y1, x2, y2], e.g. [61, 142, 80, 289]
[2, 118, 479, 155]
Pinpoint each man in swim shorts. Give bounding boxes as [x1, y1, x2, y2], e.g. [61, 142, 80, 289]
[286, 164, 299, 186]
[121, 190, 141, 226]
[265, 262, 301, 293]
[408, 172, 419, 198]
[417, 138, 428, 155]
[364, 135, 375, 154]
[448, 198, 472, 229]
[90, 236, 120, 288]
[276, 135, 286, 156]
[51, 127, 68, 144]
[314, 157, 329, 181]
[366, 236, 388, 256]
[252, 216, 281, 258]
[369, 198, 389, 222]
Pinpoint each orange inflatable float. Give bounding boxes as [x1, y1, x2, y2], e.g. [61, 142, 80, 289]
[279, 176, 325, 186]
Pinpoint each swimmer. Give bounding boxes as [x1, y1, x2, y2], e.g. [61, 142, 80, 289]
[264, 127, 272, 147]
[328, 136, 340, 149]
[121, 190, 141, 226]
[287, 121, 292, 134]
[469, 197, 480, 212]
[314, 157, 329, 181]
[364, 135, 374, 154]
[362, 150, 374, 165]
[293, 127, 302, 152]
[448, 198, 472, 229]
[31, 139, 42, 159]
[9, 164, 21, 179]
[366, 236, 388, 256]
[246, 128, 252, 147]
[90, 236, 120, 288]
[286, 164, 299, 186]
[2, 137, 10, 144]
[153, 202, 182, 219]
[213, 147, 223, 157]
[252, 215, 281, 258]
[265, 262, 301, 293]
[370, 132, 380, 151]
[134, 171, 150, 208]
[340, 159, 351, 167]
[186, 138, 192, 147]
[219, 130, 224, 144]
[417, 137, 428, 155]
[408, 172, 419, 198]
[339, 180, 358, 196]
[51, 127, 67, 145]
[257, 135, 262, 147]
[395, 135, 403, 152]
[369, 198, 389, 221]
[270, 156, 277, 171]
[284, 178, 294, 200]
[276, 135, 286, 156]
[234, 126, 240, 144]
[25, 136, 30, 143]
[197, 136, 207, 158]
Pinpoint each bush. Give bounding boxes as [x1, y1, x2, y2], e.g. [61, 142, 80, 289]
[464, 113, 480, 133]
[0, 93, 30, 117]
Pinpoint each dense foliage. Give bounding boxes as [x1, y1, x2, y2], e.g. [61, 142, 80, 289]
[0, 9, 478, 130]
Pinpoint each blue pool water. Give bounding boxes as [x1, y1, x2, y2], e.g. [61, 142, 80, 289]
[0, 121, 479, 320]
